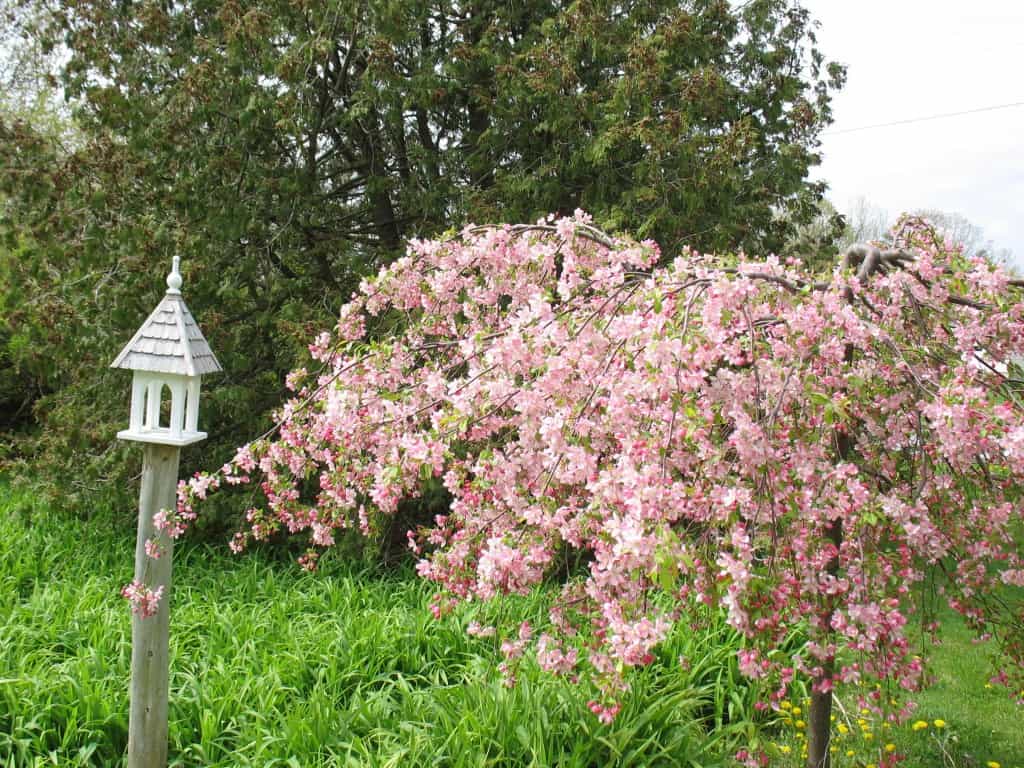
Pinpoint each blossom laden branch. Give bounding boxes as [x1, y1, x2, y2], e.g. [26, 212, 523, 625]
[156, 211, 1024, 741]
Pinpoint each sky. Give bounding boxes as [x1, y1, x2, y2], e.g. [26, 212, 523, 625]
[802, 0, 1024, 269]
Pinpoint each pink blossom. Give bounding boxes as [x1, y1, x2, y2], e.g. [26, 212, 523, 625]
[165, 214, 1024, 722]
[121, 580, 164, 618]
[144, 538, 164, 559]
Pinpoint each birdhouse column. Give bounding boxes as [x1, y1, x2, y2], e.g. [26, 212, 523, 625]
[129, 376, 147, 433]
[145, 378, 161, 430]
[110, 256, 221, 768]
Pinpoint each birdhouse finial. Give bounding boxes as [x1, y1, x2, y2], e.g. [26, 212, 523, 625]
[166, 256, 183, 294]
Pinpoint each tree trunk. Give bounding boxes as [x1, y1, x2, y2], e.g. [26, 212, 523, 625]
[807, 667, 834, 768]
[806, 297, 858, 767]
[806, 516, 842, 768]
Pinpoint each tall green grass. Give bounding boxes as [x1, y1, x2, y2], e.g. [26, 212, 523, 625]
[8, 483, 1019, 767]
[0, 484, 761, 767]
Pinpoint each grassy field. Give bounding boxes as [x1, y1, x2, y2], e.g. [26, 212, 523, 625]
[1, 481, 1021, 767]
[767, 611, 1024, 768]
[0, 483, 760, 767]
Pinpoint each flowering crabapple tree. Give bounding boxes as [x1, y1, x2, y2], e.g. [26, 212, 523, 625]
[154, 212, 1024, 767]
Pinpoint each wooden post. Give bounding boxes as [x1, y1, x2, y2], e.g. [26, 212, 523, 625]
[127, 443, 180, 768]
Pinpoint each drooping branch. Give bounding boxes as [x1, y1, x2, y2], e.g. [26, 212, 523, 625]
[163, 214, 1024, 760]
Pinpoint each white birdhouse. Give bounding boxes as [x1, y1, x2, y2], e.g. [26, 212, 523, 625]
[110, 257, 222, 446]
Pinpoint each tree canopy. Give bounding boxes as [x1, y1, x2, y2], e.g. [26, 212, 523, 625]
[0, 0, 843, 504]
[167, 212, 1024, 766]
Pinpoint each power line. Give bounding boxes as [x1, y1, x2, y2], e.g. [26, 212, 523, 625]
[823, 100, 1024, 136]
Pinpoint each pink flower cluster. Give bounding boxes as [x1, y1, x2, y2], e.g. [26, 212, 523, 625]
[121, 580, 164, 619]
[167, 212, 1024, 720]
[587, 699, 621, 725]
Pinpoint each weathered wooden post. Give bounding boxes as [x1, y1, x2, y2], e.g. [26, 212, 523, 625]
[110, 257, 221, 768]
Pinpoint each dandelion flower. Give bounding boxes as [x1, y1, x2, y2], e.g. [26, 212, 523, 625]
[933, 719, 946, 728]
[912, 720, 929, 731]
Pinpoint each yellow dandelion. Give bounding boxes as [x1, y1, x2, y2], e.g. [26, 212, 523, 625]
[885, 743, 896, 752]
[779, 745, 791, 755]
[912, 720, 929, 731]
[863, 732, 874, 741]
[933, 719, 946, 728]
[838, 724, 850, 735]
[796, 720, 806, 729]
[781, 701, 792, 710]
[867, 764, 877, 768]
[986, 762, 1000, 768]
[792, 706, 802, 716]
[846, 750, 855, 757]
[861, 708, 871, 715]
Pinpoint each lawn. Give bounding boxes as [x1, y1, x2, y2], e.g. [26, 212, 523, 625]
[0, 481, 1021, 767]
[767, 613, 1024, 768]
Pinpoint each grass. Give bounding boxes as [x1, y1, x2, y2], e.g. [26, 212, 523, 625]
[905, 615, 1024, 767]
[1, 480, 1021, 767]
[0, 483, 759, 767]
[761, 616, 1024, 768]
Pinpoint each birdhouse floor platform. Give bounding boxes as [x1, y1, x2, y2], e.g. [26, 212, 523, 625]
[117, 428, 208, 447]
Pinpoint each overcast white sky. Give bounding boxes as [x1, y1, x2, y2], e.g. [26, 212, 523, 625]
[802, 0, 1024, 268]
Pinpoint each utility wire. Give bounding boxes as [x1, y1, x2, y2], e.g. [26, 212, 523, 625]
[823, 100, 1024, 136]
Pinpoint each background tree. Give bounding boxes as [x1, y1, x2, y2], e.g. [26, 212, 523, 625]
[838, 195, 890, 249]
[0, 0, 75, 444]
[782, 196, 846, 272]
[910, 208, 1016, 266]
[0, 0, 66, 119]
[0, 0, 844, 510]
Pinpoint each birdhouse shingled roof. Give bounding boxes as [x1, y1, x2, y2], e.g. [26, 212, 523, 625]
[110, 292, 222, 376]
